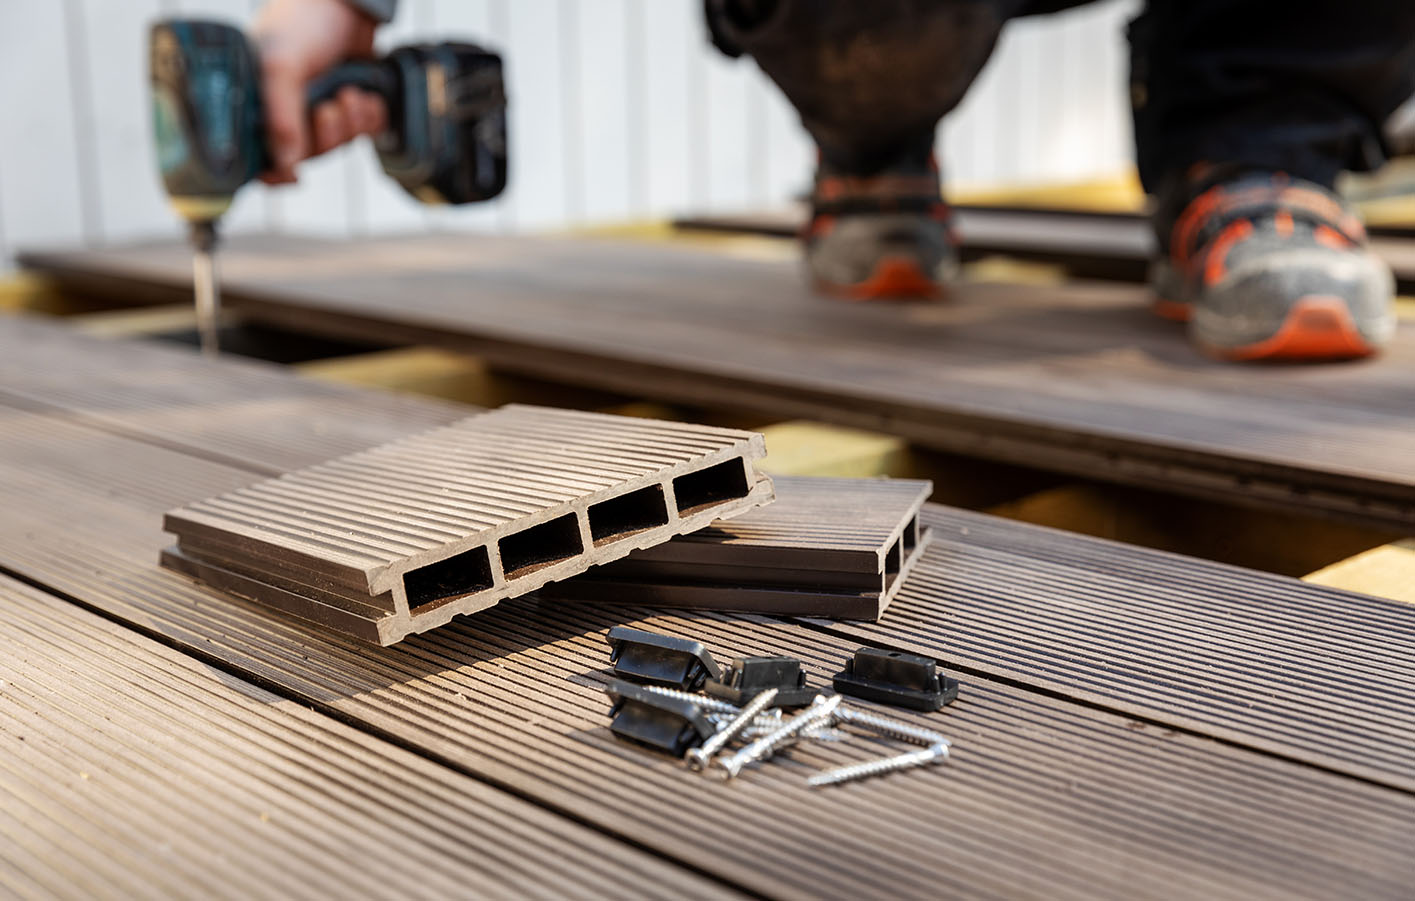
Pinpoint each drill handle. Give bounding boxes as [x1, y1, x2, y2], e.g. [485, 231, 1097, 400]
[305, 60, 400, 119]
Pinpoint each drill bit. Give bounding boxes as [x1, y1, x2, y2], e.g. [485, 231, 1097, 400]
[190, 221, 221, 356]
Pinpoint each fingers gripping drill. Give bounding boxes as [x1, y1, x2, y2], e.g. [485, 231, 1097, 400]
[149, 19, 508, 354]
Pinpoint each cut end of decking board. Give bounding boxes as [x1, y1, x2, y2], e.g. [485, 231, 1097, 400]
[542, 476, 933, 619]
[162, 405, 773, 643]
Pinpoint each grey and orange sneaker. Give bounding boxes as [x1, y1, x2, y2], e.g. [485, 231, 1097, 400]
[805, 153, 958, 300]
[1152, 168, 1394, 361]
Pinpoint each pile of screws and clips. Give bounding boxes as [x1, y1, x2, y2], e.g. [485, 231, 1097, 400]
[602, 626, 960, 786]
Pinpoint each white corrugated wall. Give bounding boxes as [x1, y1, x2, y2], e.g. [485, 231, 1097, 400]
[0, 0, 1138, 271]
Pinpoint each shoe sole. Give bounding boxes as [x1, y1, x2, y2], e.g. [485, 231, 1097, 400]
[815, 256, 942, 301]
[1199, 295, 1380, 362]
[1151, 296, 1193, 323]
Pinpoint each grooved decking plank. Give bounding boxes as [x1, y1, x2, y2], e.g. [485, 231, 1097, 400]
[544, 475, 933, 619]
[808, 505, 1415, 791]
[0, 406, 1413, 900]
[0, 573, 738, 901]
[18, 235, 1415, 531]
[0, 314, 470, 475]
[165, 405, 772, 643]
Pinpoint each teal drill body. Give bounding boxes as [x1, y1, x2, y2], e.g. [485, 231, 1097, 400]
[150, 18, 508, 220]
[148, 18, 507, 354]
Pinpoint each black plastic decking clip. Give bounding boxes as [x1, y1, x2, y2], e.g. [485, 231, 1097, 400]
[705, 655, 818, 708]
[832, 647, 959, 711]
[606, 626, 721, 690]
[605, 680, 717, 757]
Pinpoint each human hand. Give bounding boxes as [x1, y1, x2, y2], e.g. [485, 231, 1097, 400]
[252, 0, 387, 183]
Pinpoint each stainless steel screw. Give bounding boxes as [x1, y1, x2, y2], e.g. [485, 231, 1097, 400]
[686, 688, 779, 771]
[807, 741, 951, 788]
[708, 708, 781, 728]
[799, 721, 849, 743]
[716, 694, 843, 779]
[637, 685, 742, 716]
[832, 707, 947, 747]
[742, 716, 846, 742]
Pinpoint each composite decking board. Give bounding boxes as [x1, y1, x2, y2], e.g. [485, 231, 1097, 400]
[807, 505, 1415, 790]
[166, 405, 773, 642]
[2, 401, 1415, 893]
[670, 205, 1415, 289]
[543, 476, 934, 618]
[0, 315, 469, 475]
[3, 381, 1415, 789]
[0, 574, 735, 901]
[18, 235, 1415, 530]
[0, 420, 1411, 898]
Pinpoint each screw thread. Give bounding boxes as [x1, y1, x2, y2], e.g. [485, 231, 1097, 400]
[808, 742, 950, 787]
[834, 708, 946, 747]
[686, 688, 779, 771]
[638, 684, 741, 715]
[718, 695, 842, 778]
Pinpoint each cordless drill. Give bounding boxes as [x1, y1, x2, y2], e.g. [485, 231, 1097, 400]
[149, 19, 508, 354]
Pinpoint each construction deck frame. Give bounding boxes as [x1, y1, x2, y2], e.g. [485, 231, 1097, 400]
[544, 476, 934, 619]
[4, 320, 1415, 898]
[162, 404, 773, 643]
[22, 234, 1415, 532]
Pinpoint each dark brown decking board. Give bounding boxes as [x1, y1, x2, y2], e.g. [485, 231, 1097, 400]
[0, 574, 734, 901]
[807, 506, 1415, 789]
[6, 403, 1415, 791]
[4, 323, 1415, 785]
[671, 204, 1415, 290]
[543, 475, 933, 619]
[0, 314, 469, 475]
[19, 236, 1415, 532]
[1, 401, 1414, 899]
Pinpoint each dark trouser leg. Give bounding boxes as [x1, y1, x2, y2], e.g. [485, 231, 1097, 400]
[706, 0, 1044, 174]
[1130, 0, 1415, 191]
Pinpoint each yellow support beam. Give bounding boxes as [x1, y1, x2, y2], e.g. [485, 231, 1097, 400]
[989, 483, 1402, 578]
[0, 273, 68, 314]
[297, 346, 622, 408]
[68, 304, 200, 339]
[756, 420, 912, 477]
[1303, 539, 1415, 604]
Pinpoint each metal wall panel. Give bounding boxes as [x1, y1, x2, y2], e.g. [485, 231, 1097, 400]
[0, 0, 1138, 270]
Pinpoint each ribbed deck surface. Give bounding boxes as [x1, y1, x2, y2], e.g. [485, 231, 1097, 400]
[165, 404, 772, 641]
[813, 505, 1415, 791]
[169, 406, 768, 583]
[0, 314, 467, 474]
[0, 405, 1413, 899]
[0, 573, 735, 901]
[19, 236, 1415, 530]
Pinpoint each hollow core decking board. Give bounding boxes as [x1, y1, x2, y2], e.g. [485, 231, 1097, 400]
[165, 405, 773, 643]
[543, 475, 935, 619]
[0, 415, 1412, 899]
[0, 575, 735, 901]
[671, 204, 1415, 289]
[19, 236, 1415, 531]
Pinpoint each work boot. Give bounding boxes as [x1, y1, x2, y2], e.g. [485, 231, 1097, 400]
[805, 150, 958, 300]
[1151, 167, 1395, 361]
